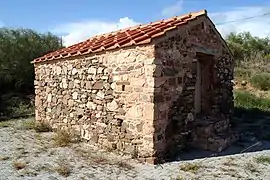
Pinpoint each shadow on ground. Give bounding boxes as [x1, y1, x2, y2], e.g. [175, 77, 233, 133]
[166, 107, 270, 162]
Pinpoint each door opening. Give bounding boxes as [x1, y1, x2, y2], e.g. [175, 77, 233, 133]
[195, 53, 215, 115]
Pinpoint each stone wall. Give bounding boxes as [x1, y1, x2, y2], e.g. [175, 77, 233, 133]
[153, 17, 236, 158]
[34, 45, 158, 160]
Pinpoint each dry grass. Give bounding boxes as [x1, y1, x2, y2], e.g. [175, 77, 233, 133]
[245, 162, 260, 173]
[223, 157, 238, 167]
[115, 161, 134, 170]
[220, 167, 237, 175]
[53, 128, 80, 147]
[179, 162, 202, 173]
[75, 147, 111, 165]
[34, 121, 53, 132]
[0, 156, 9, 161]
[13, 161, 26, 170]
[91, 155, 109, 165]
[54, 158, 71, 177]
[75, 147, 134, 169]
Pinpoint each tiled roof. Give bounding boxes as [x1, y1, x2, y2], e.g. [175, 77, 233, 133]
[33, 10, 207, 63]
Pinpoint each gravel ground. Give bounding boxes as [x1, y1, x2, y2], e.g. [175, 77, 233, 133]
[1, 117, 270, 180]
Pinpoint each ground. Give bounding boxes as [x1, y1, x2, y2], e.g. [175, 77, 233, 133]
[1, 118, 270, 180]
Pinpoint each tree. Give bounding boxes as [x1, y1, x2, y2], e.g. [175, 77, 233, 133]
[0, 28, 64, 94]
[226, 32, 270, 65]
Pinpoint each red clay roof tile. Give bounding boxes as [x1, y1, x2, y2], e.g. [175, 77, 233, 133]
[33, 10, 207, 63]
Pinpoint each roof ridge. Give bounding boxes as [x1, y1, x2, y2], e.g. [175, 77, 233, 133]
[32, 9, 207, 63]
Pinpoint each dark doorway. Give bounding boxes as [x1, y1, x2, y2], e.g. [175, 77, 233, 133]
[195, 53, 215, 116]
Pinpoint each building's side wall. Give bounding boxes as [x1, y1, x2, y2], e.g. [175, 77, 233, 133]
[153, 17, 234, 156]
[34, 45, 156, 159]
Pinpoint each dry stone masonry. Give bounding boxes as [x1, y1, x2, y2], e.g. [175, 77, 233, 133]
[153, 18, 237, 160]
[35, 46, 158, 161]
[34, 14, 236, 164]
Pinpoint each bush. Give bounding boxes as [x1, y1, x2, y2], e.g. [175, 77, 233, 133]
[19, 119, 52, 132]
[251, 72, 270, 91]
[0, 93, 34, 118]
[234, 90, 270, 112]
[234, 68, 254, 80]
[34, 121, 53, 132]
[53, 128, 80, 147]
[55, 158, 71, 177]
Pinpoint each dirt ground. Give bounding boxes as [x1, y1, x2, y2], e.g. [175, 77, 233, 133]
[1, 117, 270, 180]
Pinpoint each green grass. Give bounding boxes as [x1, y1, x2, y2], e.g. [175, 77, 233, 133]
[251, 72, 270, 91]
[234, 90, 270, 112]
[235, 68, 254, 81]
[179, 162, 202, 173]
[20, 119, 36, 130]
[19, 119, 53, 132]
[255, 156, 270, 164]
[0, 121, 12, 128]
[233, 90, 270, 138]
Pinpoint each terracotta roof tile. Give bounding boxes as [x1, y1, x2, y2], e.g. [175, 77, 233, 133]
[33, 10, 207, 63]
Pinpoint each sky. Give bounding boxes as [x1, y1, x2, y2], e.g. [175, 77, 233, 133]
[1, 0, 270, 46]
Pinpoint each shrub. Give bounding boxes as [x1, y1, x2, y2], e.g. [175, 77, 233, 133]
[0, 93, 34, 118]
[234, 68, 253, 80]
[55, 158, 71, 177]
[34, 121, 53, 132]
[251, 72, 270, 91]
[53, 128, 80, 147]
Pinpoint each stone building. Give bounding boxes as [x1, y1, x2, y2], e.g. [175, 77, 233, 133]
[32, 10, 236, 164]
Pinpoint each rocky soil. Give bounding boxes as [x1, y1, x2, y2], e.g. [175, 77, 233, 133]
[1, 117, 270, 180]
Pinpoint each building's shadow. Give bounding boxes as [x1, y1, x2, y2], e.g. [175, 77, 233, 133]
[165, 107, 270, 162]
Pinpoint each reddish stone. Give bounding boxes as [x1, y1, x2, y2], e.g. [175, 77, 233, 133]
[145, 157, 158, 164]
[92, 81, 103, 90]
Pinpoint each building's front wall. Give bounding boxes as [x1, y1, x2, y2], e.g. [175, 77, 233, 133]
[153, 17, 235, 157]
[34, 45, 157, 160]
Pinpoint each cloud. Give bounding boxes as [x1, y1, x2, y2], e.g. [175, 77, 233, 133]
[54, 5, 270, 47]
[161, 0, 184, 17]
[53, 17, 139, 46]
[209, 6, 270, 38]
